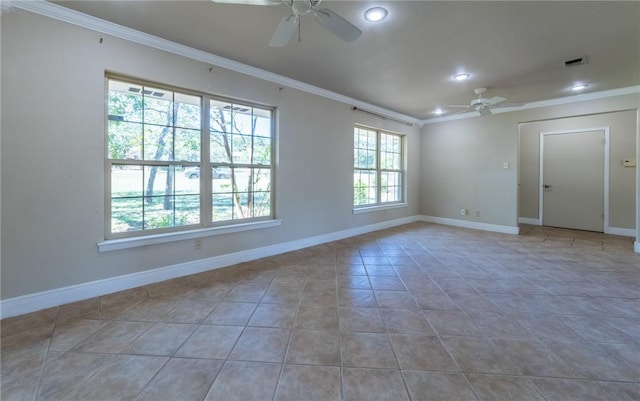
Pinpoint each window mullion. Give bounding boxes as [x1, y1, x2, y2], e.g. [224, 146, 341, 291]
[376, 130, 382, 205]
[202, 96, 212, 226]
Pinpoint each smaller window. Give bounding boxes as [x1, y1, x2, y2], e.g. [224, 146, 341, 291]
[353, 126, 404, 207]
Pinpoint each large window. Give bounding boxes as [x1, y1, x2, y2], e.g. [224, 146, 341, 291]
[353, 126, 404, 207]
[106, 76, 274, 238]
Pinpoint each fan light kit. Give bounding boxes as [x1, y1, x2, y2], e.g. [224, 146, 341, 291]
[433, 108, 444, 115]
[452, 73, 471, 81]
[364, 7, 388, 22]
[570, 83, 589, 91]
[212, 0, 362, 47]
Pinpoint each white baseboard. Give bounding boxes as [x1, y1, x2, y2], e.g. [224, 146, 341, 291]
[0, 215, 420, 319]
[635, 241, 640, 253]
[518, 217, 541, 225]
[419, 215, 519, 235]
[605, 227, 636, 237]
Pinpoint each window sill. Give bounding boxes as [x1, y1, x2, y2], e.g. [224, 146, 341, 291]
[98, 219, 283, 252]
[353, 203, 408, 214]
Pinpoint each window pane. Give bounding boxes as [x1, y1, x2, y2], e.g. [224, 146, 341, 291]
[380, 133, 402, 170]
[143, 88, 173, 126]
[212, 193, 233, 222]
[354, 169, 377, 206]
[175, 128, 200, 162]
[144, 166, 172, 197]
[175, 194, 200, 226]
[144, 196, 174, 230]
[253, 108, 272, 137]
[108, 80, 143, 123]
[174, 93, 201, 129]
[252, 137, 271, 165]
[108, 121, 142, 160]
[111, 165, 143, 199]
[381, 171, 402, 203]
[232, 109, 253, 135]
[232, 134, 252, 164]
[175, 165, 200, 195]
[210, 131, 232, 164]
[354, 127, 377, 169]
[144, 125, 174, 161]
[210, 99, 232, 133]
[112, 197, 143, 233]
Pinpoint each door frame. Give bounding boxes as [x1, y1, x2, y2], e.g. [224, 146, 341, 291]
[539, 127, 610, 232]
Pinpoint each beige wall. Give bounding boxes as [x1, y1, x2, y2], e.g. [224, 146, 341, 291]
[421, 93, 639, 231]
[519, 110, 637, 229]
[0, 11, 420, 299]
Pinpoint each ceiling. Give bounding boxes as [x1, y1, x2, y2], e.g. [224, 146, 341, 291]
[50, 0, 639, 120]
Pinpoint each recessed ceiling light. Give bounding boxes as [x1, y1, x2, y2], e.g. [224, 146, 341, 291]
[433, 108, 444, 115]
[452, 73, 471, 81]
[364, 7, 388, 22]
[570, 83, 589, 91]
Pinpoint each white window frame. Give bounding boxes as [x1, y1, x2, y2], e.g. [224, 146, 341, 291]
[353, 125, 406, 212]
[103, 75, 276, 246]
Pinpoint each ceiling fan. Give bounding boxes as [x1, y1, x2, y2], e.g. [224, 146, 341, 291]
[212, 0, 362, 47]
[448, 88, 524, 116]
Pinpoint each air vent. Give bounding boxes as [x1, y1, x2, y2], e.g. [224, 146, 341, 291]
[564, 56, 588, 67]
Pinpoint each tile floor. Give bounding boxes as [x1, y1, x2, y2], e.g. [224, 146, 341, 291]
[1, 222, 639, 401]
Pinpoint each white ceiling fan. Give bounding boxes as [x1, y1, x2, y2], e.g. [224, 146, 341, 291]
[448, 88, 524, 116]
[212, 0, 362, 47]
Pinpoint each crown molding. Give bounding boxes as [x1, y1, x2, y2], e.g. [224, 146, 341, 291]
[12, 0, 423, 127]
[423, 85, 640, 125]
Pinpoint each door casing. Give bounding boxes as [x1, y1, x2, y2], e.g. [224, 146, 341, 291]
[539, 127, 610, 232]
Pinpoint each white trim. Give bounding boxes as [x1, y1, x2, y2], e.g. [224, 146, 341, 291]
[0, 215, 420, 318]
[12, 0, 422, 127]
[98, 220, 283, 252]
[606, 227, 635, 237]
[635, 241, 640, 253]
[353, 203, 408, 214]
[539, 128, 610, 232]
[419, 215, 519, 235]
[518, 217, 541, 225]
[423, 86, 640, 124]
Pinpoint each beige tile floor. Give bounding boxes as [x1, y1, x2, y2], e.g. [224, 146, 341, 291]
[1, 222, 639, 401]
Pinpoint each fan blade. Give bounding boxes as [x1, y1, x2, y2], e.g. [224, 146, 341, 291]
[269, 15, 298, 47]
[313, 8, 362, 42]
[447, 105, 471, 108]
[478, 107, 492, 116]
[212, 0, 282, 5]
[493, 102, 525, 108]
[486, 96, 506, 106]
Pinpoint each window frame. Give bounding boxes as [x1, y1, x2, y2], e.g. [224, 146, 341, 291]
[104, 74, 276, 240]
[353, 125, 406, 210]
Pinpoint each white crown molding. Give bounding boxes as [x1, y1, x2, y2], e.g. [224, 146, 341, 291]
[423, 86, 640, 125]
[12, 0, 423, 127]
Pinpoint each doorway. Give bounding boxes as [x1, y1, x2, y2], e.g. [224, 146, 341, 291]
[539, 128, 609, 232]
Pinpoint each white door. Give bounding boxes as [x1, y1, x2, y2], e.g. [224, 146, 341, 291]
[541, 130, 607, 232]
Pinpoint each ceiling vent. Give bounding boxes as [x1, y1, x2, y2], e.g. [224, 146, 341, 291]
[564, 56, 588, 67]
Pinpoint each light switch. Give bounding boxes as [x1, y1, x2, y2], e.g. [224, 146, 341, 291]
[503, 162, 510, 169]
[623, 159, 636, 167]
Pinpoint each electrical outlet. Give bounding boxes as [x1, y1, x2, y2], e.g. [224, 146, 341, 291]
[194, 239, 202, 250]
[475, 210, 480, 217]
[460, 209, 467, 216]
